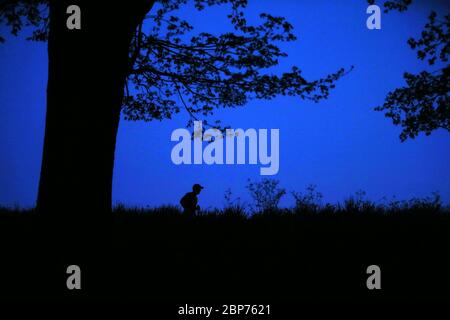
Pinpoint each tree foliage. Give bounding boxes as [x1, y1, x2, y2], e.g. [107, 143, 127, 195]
[368, 0, 412, 13]
[369, 0, 449, 141]
[1, 0, 348, 131]
[0, 0, 48, 42]
[3, 1, 447, 140]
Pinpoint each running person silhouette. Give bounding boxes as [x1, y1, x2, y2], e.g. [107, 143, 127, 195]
[180, 184, 204, 215]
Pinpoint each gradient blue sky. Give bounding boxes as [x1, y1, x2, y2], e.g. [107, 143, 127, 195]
[1, 0, 449, 209]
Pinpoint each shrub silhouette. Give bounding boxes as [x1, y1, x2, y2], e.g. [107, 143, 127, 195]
[342, 190, 377, 213]
[246, 178, 286, 213]
[292, 184, 323, 214]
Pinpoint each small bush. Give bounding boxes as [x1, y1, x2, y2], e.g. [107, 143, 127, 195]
[342, 190, 377, 213]
[292, 184, 323, 214]
[223, 188, 248, 217]
[246, 178, 286, 213]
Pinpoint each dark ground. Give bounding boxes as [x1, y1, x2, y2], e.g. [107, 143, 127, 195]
[1, 206, 449, 317]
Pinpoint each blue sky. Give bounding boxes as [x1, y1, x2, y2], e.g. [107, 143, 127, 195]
[0, 0, 449, 209]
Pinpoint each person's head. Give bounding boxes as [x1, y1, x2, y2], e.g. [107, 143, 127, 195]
[192, 183, 204, 195]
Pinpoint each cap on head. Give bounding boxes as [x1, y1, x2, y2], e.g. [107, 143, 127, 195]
[193, 183, 204, 192]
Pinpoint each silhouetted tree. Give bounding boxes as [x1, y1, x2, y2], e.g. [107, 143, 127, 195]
[369, 0, 449, 141]
[0, 0, 347, 220]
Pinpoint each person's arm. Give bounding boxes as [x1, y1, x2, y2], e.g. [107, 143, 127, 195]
[195, 197, 200, 211]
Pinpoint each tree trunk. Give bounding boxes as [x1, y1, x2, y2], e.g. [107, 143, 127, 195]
[37, 1, 154, 234]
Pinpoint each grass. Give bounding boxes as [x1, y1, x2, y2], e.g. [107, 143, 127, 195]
[0, 202, 449, 302]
